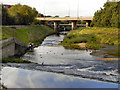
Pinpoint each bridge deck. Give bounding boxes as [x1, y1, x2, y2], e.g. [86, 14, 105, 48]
[36, 17, 93, 21]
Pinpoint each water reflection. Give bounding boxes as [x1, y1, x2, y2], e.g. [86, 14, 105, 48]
[21, 34, 119, 83]
[22, 35, 98, 65]
[2, 67, 118, 88]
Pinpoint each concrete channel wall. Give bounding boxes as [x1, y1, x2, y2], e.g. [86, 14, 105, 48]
[1, 38, 27, 58]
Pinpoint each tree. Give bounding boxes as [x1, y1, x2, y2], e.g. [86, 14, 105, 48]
[37, 13, 44, 17]
[54, 15, 59, 17]
[65, 16, 70, 17]
[2, 5, 14, 25]
[45, 15, 52, 17]
[91, 2, 120, 28]
[8, 4, 38, 25]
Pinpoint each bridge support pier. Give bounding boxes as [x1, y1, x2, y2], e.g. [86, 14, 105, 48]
[54, 22, 57, 31]
[71, 21, 77, 30]
[86, 20, 91, 27]
[54, 21, 59, 31]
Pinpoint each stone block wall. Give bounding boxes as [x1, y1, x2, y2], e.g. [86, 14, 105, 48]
[1, 38, 27, 58]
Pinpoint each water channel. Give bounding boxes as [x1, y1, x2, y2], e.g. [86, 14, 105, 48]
[1, 31, 119, 88]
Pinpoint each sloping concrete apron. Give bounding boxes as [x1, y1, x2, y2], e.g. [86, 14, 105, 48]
[1, 38, 27, 58]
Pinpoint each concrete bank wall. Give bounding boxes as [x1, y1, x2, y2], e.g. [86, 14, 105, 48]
[1, 38, 27, 58]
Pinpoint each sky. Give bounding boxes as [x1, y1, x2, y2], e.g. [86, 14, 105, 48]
[0, 0, 107, 17]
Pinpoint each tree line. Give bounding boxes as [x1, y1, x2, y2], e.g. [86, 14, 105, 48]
[2, 4, 40, 25]
[91, 1, 120, 28]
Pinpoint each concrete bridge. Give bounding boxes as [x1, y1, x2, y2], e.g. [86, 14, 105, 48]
[36, 17, 93, 31]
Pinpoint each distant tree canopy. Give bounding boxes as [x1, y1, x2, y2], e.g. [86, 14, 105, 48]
[45, 15, 52, 17]
[91, 2, 120, 28]
[2, 4, 38, 25]
[54, 15, 59, 17]
[36, 13, 44, 17]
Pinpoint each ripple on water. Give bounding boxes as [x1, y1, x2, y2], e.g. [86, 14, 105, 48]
[1, 67, 119, 88]
[21, 34, 119, 84]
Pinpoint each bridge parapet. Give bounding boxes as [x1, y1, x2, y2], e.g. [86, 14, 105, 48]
[36, 17, 93, 21]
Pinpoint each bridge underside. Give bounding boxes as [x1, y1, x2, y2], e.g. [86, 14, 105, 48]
[36, 17, 93, 31]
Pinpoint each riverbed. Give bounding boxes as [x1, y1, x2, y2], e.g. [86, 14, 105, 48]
[1, 31, 120, 88]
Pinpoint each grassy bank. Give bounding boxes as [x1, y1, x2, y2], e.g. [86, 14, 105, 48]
[2, 25, 55, 63]
[61, 27, 119, 50]
[2, 57, 31, 63]
[2, 25, 56, 45]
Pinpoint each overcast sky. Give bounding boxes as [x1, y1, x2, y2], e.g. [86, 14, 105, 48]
[0, 0, 107, 17]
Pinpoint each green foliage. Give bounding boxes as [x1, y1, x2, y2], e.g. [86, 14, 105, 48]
[65, 16, 70, 17]
[91, 2, 120, 28]
[2, 6, 14, 25]
[54, 15, 59, 17]
[45, 15, 52, 17]
[2, 57, 31, 63]
[86, 43, 105, 50]
[65, 26, 71, 31]
[2, 25, 55, 45]
[61, 27, 119, 49]
[2, 4, 38, 25]
[76, 21, 81, 24]
[81, 21, 86, 24]
[63, 34, 96, 44]
[32, 20, 42, 25]
[61, 21, 69, 24]
[37, 13, 44, 17]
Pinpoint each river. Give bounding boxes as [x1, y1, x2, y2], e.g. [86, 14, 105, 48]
[1, 31, 119, 88]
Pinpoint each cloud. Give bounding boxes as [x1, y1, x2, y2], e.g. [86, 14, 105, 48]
[0, 0, 106, 17]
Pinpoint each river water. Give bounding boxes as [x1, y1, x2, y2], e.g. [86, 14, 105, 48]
[1, 31, 119, 88]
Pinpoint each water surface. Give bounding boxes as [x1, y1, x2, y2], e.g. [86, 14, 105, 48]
[2, 67, 119, 88]
[21, 34, 119, 83]
[2, 32, 119, 88]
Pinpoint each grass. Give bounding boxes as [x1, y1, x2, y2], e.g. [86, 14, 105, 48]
[2, 25, 56, 45]
[1, 25, 56, 63]
[61, 27, 119, 50]
[2, 57, 31, 63]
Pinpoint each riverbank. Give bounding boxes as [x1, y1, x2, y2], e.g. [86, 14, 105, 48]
[60, 27, 119, 57]
[1, 25, 56, 63]
[2, 57, 32, 63]
[2, 25, 56, 45]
